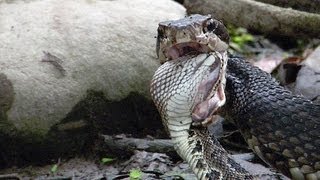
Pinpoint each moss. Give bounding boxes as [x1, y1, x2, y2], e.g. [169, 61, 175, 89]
[18, 118, 49, 140]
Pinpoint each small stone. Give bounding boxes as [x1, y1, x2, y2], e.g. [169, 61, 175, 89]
[301, 165, 314, 174]
[294, 45, 320, 100]
[282, 149, 294, 158]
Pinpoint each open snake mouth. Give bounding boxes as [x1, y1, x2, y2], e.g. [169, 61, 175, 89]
[164, 42, 212, 60]
[163, 40, 227, 125]
[166, 45, 227, 125]
[191, 54, 226, 125]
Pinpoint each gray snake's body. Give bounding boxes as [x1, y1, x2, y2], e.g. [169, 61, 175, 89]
[151, 14, 320, 179]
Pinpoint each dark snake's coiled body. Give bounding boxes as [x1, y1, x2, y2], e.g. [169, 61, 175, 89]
[224, 57, 320, 179]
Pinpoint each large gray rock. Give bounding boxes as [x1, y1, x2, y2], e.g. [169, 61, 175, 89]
[0, 0, 185, 165]
[294, 46, 320, 102]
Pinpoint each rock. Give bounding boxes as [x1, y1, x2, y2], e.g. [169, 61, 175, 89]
[276, 57, 302, 86]
[294, 46, 320, 102]
[0, 0, 185, 166]
[232, 153, 290, 180]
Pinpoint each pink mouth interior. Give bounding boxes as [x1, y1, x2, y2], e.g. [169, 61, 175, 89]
[165, 42, 211, 60]
[165, 42, 225, 124]
[192, 84, 225, 122]
[191, 57, 225, 123]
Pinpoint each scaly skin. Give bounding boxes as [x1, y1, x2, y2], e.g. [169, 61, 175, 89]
[152, 14, 320, 179]
[223, 56, 320, 179]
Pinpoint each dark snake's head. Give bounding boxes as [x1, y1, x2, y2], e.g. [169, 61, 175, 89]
[152, 14, 230, 126]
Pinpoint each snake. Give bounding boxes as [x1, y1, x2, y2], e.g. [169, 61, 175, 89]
[150, 14, 320, 180]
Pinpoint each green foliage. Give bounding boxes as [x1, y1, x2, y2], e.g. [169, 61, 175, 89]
[50, 164, 58, 174]
[228, 25, 254, 52]
[129, 168, 142, 180]
[101, 157, 115, 164]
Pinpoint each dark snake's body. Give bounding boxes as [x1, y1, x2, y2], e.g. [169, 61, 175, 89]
[224, 56, 320, 179]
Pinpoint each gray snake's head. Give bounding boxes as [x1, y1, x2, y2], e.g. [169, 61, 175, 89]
[156, 14, 229, 64]
[152, 14, 229, 128]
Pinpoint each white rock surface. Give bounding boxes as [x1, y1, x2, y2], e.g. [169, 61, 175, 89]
[0, 0, 185, 135]
[294, 46, 320, 101]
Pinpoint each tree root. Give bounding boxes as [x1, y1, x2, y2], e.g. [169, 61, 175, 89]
[184, 0, 320, 37]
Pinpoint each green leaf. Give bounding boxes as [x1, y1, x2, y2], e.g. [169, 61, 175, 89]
[51, 164, 58, 173]
[227, 25, 255, 53]
[241, 34, 254, 42]
[101, 157, 114, 164]
[130, 169, 142, 180]
[232, 36, 245, 43]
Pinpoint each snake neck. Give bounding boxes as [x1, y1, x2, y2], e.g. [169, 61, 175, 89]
[166, 115, 254, 180]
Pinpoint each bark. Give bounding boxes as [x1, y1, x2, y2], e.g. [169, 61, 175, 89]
[100, 134, 175, 154]
[0, 174, 21, 180]
[255, 0, 320, 14]
[184, 0, 320, 38]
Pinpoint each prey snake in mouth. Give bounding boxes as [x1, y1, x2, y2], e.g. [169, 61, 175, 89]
[150, 14, 320, 179]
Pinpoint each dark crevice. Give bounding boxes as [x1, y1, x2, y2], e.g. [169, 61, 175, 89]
[0, 90, 166, 168]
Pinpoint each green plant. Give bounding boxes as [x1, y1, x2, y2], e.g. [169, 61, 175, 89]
[50, 164, 58, 174]
[129, 168, 142, 180]
[227, 25, 254, 52]
[101, 157, 115, 164]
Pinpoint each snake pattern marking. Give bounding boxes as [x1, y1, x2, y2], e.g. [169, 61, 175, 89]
[150, 14, 320, 180]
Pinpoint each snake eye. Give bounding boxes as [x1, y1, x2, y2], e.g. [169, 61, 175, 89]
[203, 19, 218, 33]
[207, 22, 216, 32]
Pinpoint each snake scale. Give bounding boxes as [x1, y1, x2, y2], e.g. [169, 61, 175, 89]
[150, 14, 320, 179]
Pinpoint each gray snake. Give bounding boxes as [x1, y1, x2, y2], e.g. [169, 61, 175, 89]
[150, 14, 320, 179]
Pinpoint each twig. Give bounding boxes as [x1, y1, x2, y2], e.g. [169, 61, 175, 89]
[221, 130, 240, 138]
[41, 51, 66, 76]
[0, 173, 22, 180]
[100, 134, 175, 154]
